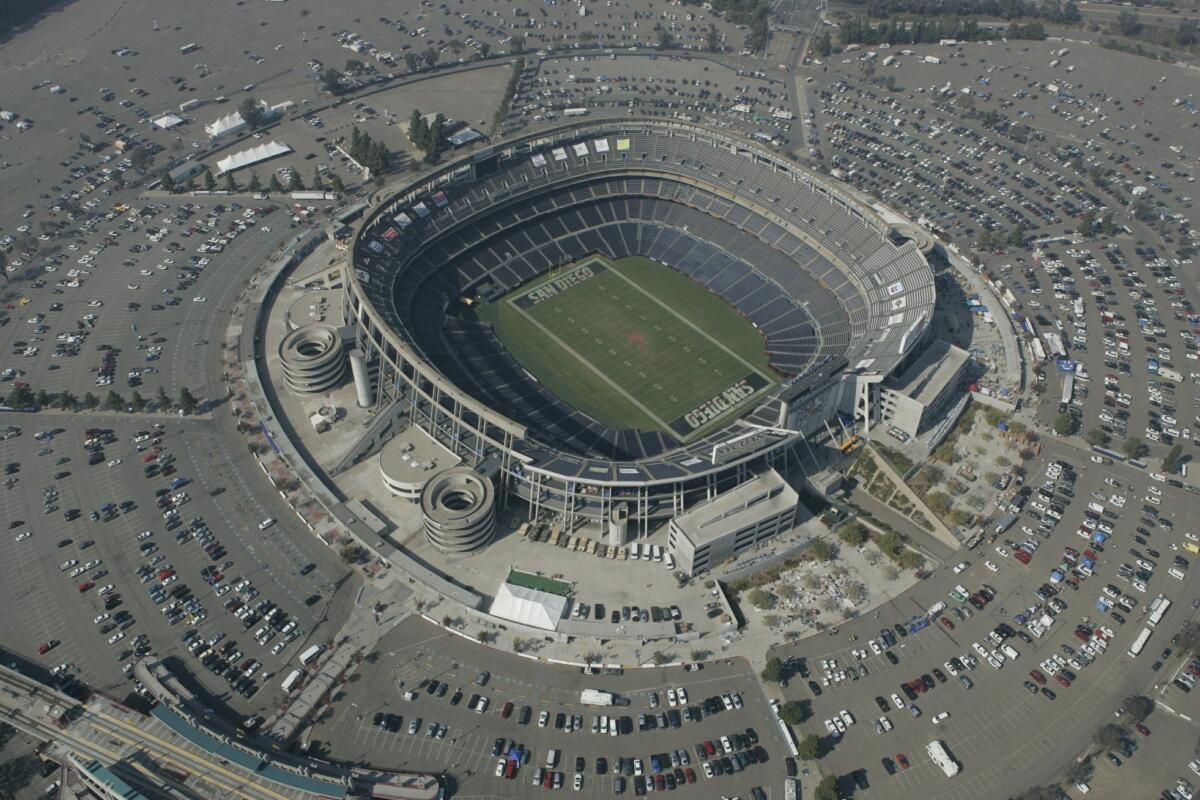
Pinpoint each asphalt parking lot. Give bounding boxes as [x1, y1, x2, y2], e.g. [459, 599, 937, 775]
[308, 616, 788, 798]
[0, 413, 350, 718]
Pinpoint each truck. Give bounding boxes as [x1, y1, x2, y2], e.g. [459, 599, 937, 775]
[580, 689, 615, 707]
[1158, 367, 1183, 383]
[994, 514, 1018, 535]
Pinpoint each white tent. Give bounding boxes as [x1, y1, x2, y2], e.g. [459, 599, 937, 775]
[153, 114, 184, 130]
[205, 111, 246, 139]
[216, 140, 292, 175]
[489, 582, 567, 631]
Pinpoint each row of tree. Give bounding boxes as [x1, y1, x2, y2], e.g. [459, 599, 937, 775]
[3, 384, 199, 415]
[839, 15, 1046, 45]
[347, 126, 391, 175]
[408, 111, 448, 165]
[842, 0, 1081, 23]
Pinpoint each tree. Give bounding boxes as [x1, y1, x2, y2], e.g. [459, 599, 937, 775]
[1116, 8, 1141, 36]
[320, 67, 345, 95]
[746, 588, 773, 609]
[160, 169, 176, 193]
[105, 390, 125, 411]
[838, 522, 869, 547]
[178, 387, 198, 415]
[58, 391, 76, 410]
[328, 173, 346, 195]
[83, 392, 99, 410]
[1122, 437, 1149, 459]
[404, 52, 420, 73]
[340, 543, 368, 564]
[156, 386, 172, 411]
[761, 657, 785, 683]
[238, 96, 265, 128]
[287, 170, 304, 191]
[1065, 760, 1093, 785]
[814, 775, 839, 800]
[1123, 695, 1153, 723]
[1092, 723, 1125, 750]
[652, 651, 669, 666]
[1008, 224, 1027, 249]
[780, 700, 809, 725]
[1053, 412, 1074, 436]
[245, 171, 261, 193]
[1084, 428, 1110, 447]
[5, 385, 34, 408]
[129, 145, 155, 172]
[812, 29, 833, 57]
[897, 549, 924, 571]
[0, 756, 40, 795]
[35, 389, 49, 409]
[269, 174, 283, 193]
[810, 539, 837, 562]
[1177, 621, 1200, 655]
[225, 172, 237, 193]
[345, 58, 365, 74]
[1162, 443, 1183, 474]
[203, 170, 216, 191]
[478, 42, 491, 59]
[511, 35, 526, 54]
[422, 47, 439, 68]
[797, 734, 822, 760]
[130, 391, 146, 412]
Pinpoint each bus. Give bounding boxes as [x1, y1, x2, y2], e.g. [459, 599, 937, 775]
[926, 740, 960, 777]
[784, 778, 798, 800]
[298, 644, 325, 666]
[281, 669, 304, 692]
[1127, 627, 1152, 658]
[1146, 595, 1171, 628]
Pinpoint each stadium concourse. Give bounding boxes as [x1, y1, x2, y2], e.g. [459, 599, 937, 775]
[345, 118, 949, 545]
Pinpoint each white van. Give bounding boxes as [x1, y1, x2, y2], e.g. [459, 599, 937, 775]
[1169, 567, 1186, 580]
[652, 545, 663, 562]
[1001, 644, 1020, 660]
[1087, 502, 1105, 515]
[631, 543, 642, 560]
[546, 749, 560, 768]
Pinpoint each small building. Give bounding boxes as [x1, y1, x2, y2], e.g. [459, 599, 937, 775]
[167, 159, 206, 185]
[877, 338, 969, 438]
[153, 113, 185, 130]
[668, 469, 798, 577]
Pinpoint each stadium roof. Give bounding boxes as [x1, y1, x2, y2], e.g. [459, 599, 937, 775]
[489, 581, 567, 630]
[216, 140, 291, 175]
[205, 111, 246, 138]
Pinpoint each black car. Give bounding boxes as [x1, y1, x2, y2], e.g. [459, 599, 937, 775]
[808, 680, 822, 697]
[885, 651, 899, 665]
[875, 696, 890, 713]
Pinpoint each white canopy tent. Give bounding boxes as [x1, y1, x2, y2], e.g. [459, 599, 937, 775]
[488, 582, 567, 631]
[216, 141, 291, 175]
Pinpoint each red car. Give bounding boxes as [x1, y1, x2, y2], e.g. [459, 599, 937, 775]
[77, 581, 94, 592]
[896, 753, 910, 769]
[703, 741, 716, 757]
[1029, 669, 1047, 685]
[940, 617, 955, 631]
[1055, 674, 1072, 688]
[1014, 550, 1032, 565]
[684, 768, 696, 784]
[1135, 723, 1150, 736]
[501, 702, 514, 719]
[37, 641, 54, 655]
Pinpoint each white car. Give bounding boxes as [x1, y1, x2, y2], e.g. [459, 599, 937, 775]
[126, 283, 139, 290]
[14, 531, 31, 542]
[891, 693, 905, 709]
[839, 709, 855, 727]
[953, 561, 969, 574]
[193, 296, 206, 303]
[93, 613, 109, 625]
[932, 712, 949, 724]
[258, 518, 275, 530]
[107, 632, 124, 645]
[995, 546, 1011, 558]
[677, 687, 688, 705]
[107, 458, 121, 466]
[97, 584, 115, 596]
[824, 718, 838, 735]
[984, 560, 999, 572]
[666, 688, 677, 707]
[869, 640, 882, 655]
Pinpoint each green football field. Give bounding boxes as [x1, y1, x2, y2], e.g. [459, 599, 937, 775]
[477, 255, 777, 440]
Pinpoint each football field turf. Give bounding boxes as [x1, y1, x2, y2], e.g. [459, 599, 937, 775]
[480, 255, 777, 440]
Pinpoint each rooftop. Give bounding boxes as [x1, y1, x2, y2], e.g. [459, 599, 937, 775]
[506, 568, 572, 597]
[378, 425, 461, 488]
[672, 469, 797, 547]
[883, 338, 969, 405]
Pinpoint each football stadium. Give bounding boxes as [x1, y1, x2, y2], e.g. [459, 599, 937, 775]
[347, 119, 939, 540]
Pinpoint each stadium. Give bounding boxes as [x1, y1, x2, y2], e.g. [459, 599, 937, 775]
[346, 119, 938, 541]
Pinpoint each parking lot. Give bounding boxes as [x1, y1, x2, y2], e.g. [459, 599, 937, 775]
[307, 616, 788, 798]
